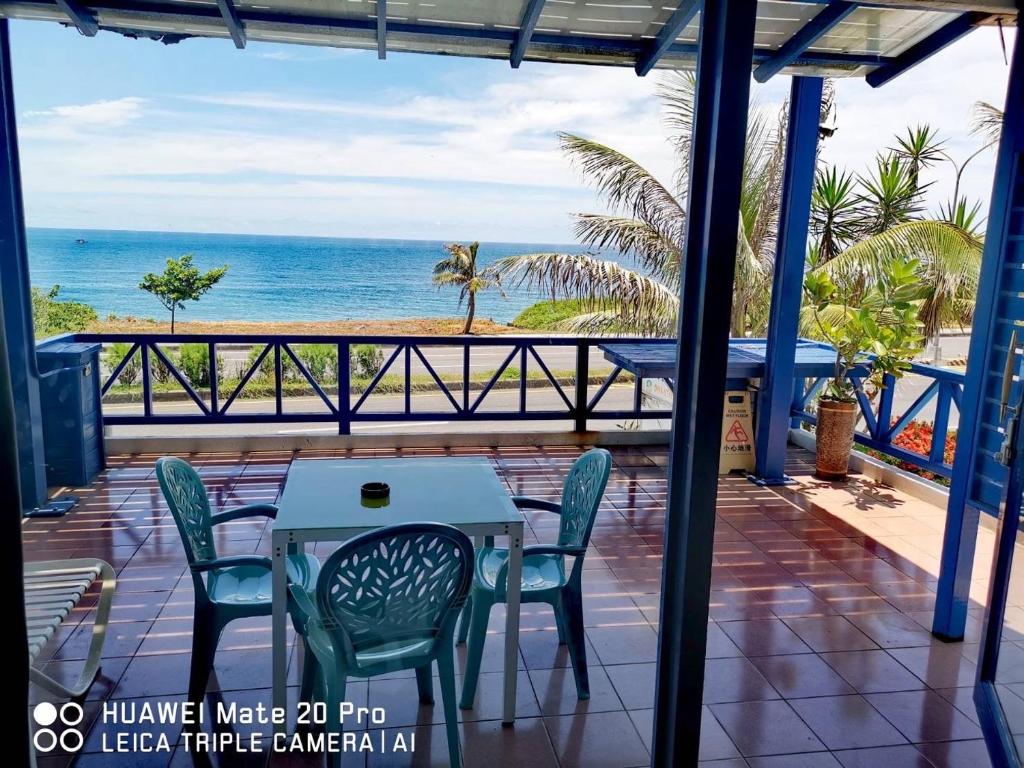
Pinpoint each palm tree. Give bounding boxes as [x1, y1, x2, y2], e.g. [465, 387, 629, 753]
[489, 72, 815, 337]
[806, 115, 989, 349]
[432, 241, 502, 334]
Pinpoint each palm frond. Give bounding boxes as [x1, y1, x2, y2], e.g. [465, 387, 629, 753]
[815, 219, 983, 339]
[488, 251, 678, 336]
[558, 132, 685, 241]
[571, 213, 682, 283]
[971, 101, 1004, 148]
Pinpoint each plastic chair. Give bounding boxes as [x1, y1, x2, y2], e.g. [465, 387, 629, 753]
[155, 456, 321, 704]
[457, 448, 612, 709]
[289, 523, 473, 768]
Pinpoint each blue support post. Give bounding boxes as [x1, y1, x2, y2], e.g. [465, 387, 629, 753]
[215, 0, 246, 48]
[753, 2, 856, 82]
[652, 1, 757, 764]
[866, 12, 987, 88]
[635, 0, 701, 77]
[0, 22, 46, 513]
[0, 21, 31, 763]
[510, 0, 544, 68]
[376, 0, 386, 60]
[752, 76, 823, 485]
[55, 0, 98, 36]
[933, 16, 1024, 641]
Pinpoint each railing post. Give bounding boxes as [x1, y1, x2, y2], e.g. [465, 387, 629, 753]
[930, 381, 952, 466]
[141, 342, 153, 419]
[462, 343, 471, 412]
[208, 341, 218, 414]
[273, 342, 283, 416]
[574, 341, 588, 433]
[404, 344, 412, 415]
[877, 373, 896, 440]
[337, 341, 350, 435]
[519, 345, 528, 415]
[790, 378, 805, 429]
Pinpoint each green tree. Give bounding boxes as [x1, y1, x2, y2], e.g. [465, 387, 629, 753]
[432, 242, 502, 334]
[139, 255, 228, 333]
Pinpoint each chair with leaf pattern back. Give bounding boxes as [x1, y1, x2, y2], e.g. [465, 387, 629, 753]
[288, 522, 473, 768]
[155, 456, 321, 705]
[457, 447, 612, 709]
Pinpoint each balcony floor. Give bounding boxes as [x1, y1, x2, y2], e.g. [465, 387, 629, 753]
[23, 445, 1005, 768]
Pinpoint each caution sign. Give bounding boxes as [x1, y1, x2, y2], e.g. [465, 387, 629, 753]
[720, 390, 755, 474]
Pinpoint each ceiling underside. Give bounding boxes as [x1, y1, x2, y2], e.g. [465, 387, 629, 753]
[0, 0, 1013, 79]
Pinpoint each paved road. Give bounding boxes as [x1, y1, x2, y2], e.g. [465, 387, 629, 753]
[106, 382, 671, 438]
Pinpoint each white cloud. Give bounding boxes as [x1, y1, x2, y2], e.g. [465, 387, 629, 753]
[24, 96, 146, 129]
[16, 27, 1018, 240]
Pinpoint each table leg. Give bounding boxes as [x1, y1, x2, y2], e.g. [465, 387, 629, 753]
[271, 533, 288, 733]
[502, 524, 523, 725]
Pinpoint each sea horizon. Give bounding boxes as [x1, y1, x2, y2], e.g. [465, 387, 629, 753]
[27, 227, 603, 325]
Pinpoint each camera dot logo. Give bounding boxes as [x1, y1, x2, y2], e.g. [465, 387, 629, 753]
[33, 701, 85, 753]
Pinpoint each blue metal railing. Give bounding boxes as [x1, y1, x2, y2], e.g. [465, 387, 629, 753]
[61, 333, 675, 434]
[791, 360, 966, 480]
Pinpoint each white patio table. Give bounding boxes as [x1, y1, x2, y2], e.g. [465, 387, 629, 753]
[271, 457, 525, 727]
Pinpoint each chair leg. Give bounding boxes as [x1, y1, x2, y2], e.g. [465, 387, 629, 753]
[553, 601, 568, 646]
[456, 596, 473, 645]
[415, 663, 434, 705]
[437, 645, 463, 768]
[562, 587, 590, 700]
[324, 675, 347, 768]
[299, 637, 320, 707]
[459, 592, 492, 710]
[188, 608, 222, 704]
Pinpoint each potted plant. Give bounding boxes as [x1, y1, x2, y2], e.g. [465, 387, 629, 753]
[803, 258, 925, 479]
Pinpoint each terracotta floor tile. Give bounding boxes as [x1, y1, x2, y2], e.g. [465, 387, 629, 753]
[782, 617, 879, 653]
[914, 739, 993, 768]
[544, 710, 650, 768]
[710, 700, 825, 757]
[719, 618, 814, 657]
[863, 689, 983, 743]
[833, 745, 934, 768]
[819, 650, 926, 694]
[789, 695, 907, 750]
[750, 654, 855, 699]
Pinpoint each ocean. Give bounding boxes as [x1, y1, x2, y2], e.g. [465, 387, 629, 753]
[26, 228, 602, 324]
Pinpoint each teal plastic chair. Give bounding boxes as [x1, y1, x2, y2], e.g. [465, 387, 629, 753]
[457, 448, 612, 709]
[155, 456, 321, 704]
[289, 522, 473, 768]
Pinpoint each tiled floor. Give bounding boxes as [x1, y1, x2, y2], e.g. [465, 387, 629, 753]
[22, 445, 1006, 767]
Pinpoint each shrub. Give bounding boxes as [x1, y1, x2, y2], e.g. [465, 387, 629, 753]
[103, 342, 140, 387]
[177, 343, 224, 388]
[351, 344, 384, 379]
[295, 344, 338, 383]
[862, 419, 956, 485]
[32, 285, 98, 337]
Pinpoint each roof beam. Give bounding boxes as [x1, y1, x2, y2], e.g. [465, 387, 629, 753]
[215, 0, 245, 48]
[510, 0, 544, 68]
[635, 0, 701, 76]
[753, 2, 857, 82]
[866, 10, 988, 87]
[54, 0, 97, 36]
[376, 0, 386, 59]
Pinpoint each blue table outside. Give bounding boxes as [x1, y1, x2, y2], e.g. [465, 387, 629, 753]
[600, 338, 837, 381]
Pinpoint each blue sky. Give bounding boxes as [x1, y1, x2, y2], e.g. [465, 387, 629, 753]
[10, 19, 1016, 243]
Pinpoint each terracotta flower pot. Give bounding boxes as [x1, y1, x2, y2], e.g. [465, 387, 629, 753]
[816, 398, 858, 480]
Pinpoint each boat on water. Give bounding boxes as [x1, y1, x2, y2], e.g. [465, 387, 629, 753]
[75, 238, 86, 244]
